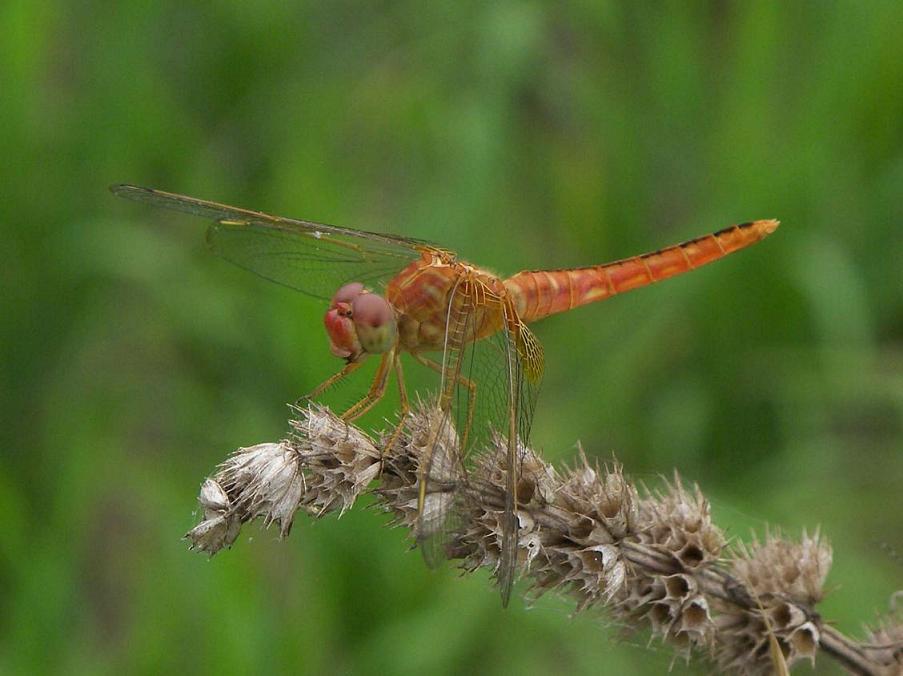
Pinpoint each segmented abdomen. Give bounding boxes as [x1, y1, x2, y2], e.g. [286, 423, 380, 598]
[505, 219, 779, 323]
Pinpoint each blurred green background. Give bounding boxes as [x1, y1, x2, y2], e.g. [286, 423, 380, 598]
[2, 1, 901, 674]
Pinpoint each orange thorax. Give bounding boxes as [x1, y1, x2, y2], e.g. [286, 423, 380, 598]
[386, 250, 510, 353]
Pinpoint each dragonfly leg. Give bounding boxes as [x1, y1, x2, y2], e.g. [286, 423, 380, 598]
[340, 349, 394, 421]
[296, 360, 365, 406]
[411, 352, 477, 453]
[378, 356, 411, 478]
[394, 355, 410, 415]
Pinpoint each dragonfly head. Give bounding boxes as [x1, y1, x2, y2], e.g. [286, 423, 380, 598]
[324, 282, 397, 361]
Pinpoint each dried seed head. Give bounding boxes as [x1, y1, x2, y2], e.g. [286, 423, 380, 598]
[186, 407, 381, 554]
[714, 530, 833, 673]
[613, 477, 723, 658]
[376, 405, 463, 538]
[219, 441, 305, 533]
[185, 441, 303, 553]
[637, 477, 725, 570]
[732, 529, 832, 605]
[185, 478, 242, 554]
[184, 404, 890, 675]
[289, 406, 381, 517]
[861, 593, 903, 670]
[558, 457, 638, 543]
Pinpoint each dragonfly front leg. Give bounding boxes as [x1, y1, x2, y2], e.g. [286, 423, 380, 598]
[340, 348, 395, 421]
[298, 359, 366, 406]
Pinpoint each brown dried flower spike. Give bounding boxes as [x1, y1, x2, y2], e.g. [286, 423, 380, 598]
[186, 405, 901, 675]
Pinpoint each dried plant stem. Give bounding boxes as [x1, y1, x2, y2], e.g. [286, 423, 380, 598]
[186, 405, 901, 675]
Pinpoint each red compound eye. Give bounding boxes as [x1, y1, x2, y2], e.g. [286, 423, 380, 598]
[324, 307, 360, 359]
[331, 282, 365, 307]
[324, 283, 395, 358]
[351, 293, 396, 354]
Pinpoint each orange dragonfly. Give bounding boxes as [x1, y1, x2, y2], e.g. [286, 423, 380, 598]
[112, 184, 779, 605]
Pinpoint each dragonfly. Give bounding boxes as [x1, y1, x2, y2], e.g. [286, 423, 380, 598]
[112, 183, 779, 606]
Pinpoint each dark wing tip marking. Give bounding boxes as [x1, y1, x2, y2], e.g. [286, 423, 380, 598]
[110, 183, 143, 198]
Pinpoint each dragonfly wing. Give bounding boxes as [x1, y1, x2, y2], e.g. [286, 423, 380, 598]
[495, 314, 543, 607]
[112, 184, 429, 300]
[414, 405, 466, 568]
[413, 284, 474, 567]
[413, 280, 544, 607]
[207, 220, 420, 300]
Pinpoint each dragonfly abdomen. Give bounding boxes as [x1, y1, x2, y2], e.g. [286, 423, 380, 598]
[506, 219, 779, 323]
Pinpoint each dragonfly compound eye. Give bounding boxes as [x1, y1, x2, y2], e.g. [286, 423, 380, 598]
[331, 282, 365, 306]
[324, 305, 362, 359]
[351, 293, 396, 354]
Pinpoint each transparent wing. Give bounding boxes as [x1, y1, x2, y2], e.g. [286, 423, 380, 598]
[111, 184, 431, 300]
[495, 315, 543, 606]
[205, 222, 422, 300]
[413, 281, 544, 606]
[413, 280, 476, 568]
[413, 404, 467, 569]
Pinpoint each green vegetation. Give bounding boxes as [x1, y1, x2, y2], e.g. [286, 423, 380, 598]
[2, 2, 900, 673]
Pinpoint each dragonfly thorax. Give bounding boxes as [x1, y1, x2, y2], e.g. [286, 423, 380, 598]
[324, 282, 397, 361]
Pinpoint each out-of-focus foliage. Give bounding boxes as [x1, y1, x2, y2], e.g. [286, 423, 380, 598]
[1, 2, 900, 674]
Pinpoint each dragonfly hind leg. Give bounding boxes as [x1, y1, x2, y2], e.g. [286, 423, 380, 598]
[411, 352, 477, 453]
[377, 356, 411, 477]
